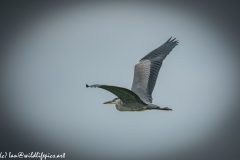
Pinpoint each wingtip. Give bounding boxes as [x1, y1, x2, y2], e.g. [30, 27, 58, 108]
[168, 37, 179, 44]
[86, 84, 89, 88]
[167, 37, 172, 42]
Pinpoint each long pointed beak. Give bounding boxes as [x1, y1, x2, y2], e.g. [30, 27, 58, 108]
[103, 101, 113, 104]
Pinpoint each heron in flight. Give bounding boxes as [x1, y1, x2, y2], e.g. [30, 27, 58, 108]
[86, 37, 179, 111]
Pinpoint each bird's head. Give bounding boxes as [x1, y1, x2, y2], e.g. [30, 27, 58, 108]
[103, 98, 119, 104]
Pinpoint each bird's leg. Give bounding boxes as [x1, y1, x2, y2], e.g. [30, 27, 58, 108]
[148, 107, 172, 111]
[151, 107, 172, 111]
[147, 104, 172, 111]
[160, 107, 172, 111]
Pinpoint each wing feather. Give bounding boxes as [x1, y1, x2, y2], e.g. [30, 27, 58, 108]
[131, 37, 179, 103]
[86, 84, 146, 105]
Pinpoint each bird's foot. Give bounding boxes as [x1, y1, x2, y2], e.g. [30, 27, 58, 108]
[161, 107, 172, 111]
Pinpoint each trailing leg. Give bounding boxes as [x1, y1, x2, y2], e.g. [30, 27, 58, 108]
[147, 104, 172, 111]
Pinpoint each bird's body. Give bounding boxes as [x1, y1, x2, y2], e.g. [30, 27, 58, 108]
[86, 37, 179, 111]
[115, 100, 164, 111]
[115, 99, 145, 111]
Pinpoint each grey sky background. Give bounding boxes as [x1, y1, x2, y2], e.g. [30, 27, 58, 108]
[1, 1, 240, 160]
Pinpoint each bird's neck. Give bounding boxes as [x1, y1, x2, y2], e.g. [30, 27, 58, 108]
[116, 99, 123, 106]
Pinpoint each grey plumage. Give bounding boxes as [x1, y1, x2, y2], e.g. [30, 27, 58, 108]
[87, 37, 179, 111]
[132, 37, 178, 103]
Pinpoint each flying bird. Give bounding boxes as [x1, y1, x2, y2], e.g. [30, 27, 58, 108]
[86, 37, 179, 111]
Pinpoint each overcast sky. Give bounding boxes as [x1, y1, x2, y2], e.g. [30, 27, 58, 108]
[1, 1, 240, 160]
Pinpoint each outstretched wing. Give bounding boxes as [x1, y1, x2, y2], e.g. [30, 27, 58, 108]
[86, 84, 146, 105]
[131, 37, 179, 103]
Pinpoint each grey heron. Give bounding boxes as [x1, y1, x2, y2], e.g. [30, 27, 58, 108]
[86, 37, 179, 111]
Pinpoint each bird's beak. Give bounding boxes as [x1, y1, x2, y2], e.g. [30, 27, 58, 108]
[103, 100, 113, 104]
